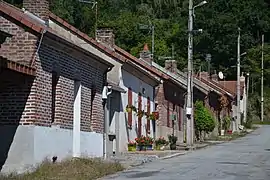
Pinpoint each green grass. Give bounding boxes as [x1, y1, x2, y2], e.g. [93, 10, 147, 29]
[0, 158, 124, 180]
[206, 131, 249, 142]
[252, 121, 270, 125]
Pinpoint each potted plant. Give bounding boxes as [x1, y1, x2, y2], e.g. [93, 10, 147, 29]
[155, 136, 168, 150]
[152, 111, 159, 119]
[127, 141, 136, 151]
[168, 134, 178, 150]
[145, 136, 154, 150]
[126, 105, 137, 113]
[135, 136, 146, 151]
[126, 105, 132, 113]
[136, 110, 145, 118]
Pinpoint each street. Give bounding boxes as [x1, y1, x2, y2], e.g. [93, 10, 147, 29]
[103, 126, 270, 180]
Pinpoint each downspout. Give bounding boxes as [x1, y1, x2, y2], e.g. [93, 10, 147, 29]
[102, 67, 112, 160]
[30, 29, 46, 67]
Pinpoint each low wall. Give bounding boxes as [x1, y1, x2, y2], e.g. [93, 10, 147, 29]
[156, 125, 184, 143]
[0, 125, 103, 174]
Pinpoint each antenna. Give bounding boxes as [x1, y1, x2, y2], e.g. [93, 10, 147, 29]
[218, 71, 224, 80]
[78, 0, 98, 39]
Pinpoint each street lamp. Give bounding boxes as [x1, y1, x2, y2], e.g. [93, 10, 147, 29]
[186, 0, 208, 147]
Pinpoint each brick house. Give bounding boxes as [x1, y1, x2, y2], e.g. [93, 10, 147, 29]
[152, 60, 210, 143]
[46, 14, 168, 153]
[0, 1, 118, 173]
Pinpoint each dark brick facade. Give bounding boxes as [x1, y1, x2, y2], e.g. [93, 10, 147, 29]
[0, 10, 108, 133]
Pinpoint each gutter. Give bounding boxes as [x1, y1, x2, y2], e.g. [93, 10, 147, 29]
[30, 29, 46, 67]
[102, 67, 112, 160]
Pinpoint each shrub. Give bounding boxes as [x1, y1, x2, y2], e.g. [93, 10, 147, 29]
[194, 101, 216, 140]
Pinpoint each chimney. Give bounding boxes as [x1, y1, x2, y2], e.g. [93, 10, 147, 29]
[23, 0, 49, 22]
[199, 71, 209, 79]
[96, 29, 115, 49]
[139, 43, 152, 64]
[165, 60, 177, 74]
[211, 70, 218, 82]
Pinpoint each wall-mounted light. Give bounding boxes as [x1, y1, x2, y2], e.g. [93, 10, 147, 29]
[142, 88, 146, 95]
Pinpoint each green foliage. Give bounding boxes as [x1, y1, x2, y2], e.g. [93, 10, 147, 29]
[222, 116, 231, 131]
[194, 101, 216, 135]
[168, 134, 178, 144]
[4, 0, 270, 122]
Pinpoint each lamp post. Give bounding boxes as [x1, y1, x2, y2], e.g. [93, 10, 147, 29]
[186, 0, 207, 147]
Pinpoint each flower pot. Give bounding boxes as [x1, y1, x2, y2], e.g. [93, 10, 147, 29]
[152, 112, 159, 119]
[146, 145, 153, 151]
[155, 145, 161, 150]
[221, 130, 225, 136]
[126, 107, 132, 113]
[128, 146, 136, 152]
[136, 145, 146, 151]
[170, 143, 177, 150]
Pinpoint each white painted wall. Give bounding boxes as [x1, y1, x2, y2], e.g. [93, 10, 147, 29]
[118, 70, 155, 152]
[0, 125, 103, 174]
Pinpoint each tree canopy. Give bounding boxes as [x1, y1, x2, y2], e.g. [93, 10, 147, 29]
[5, 0, 270, 118]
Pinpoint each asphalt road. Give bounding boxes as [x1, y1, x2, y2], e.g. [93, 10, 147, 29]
[103, 126, 270, 180]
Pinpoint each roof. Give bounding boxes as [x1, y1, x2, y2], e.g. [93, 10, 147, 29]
[0, 2, 114, 68]
[199, 78, 235, 98]
[220, 81, 245, 96]
[49, 13, 168, 80]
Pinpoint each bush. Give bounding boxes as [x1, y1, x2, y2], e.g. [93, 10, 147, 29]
[194, 101, 216, 140]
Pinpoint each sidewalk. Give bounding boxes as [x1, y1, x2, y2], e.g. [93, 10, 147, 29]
[109, 128, 256, 169]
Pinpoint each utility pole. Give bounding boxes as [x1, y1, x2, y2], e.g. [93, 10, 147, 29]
[186, 0, 193, 146]
[261, 34, 264, 122]
[152, 24, 155, 60]
[245, 72, 250, 122]
[78, 0, 98, 39]
[236, 27, 241, 131]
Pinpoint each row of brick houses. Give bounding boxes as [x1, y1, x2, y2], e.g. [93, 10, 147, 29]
[0, 0, 246, 173]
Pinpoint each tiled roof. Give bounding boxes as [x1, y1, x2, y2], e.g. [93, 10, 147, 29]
[48, 13, 168, 80]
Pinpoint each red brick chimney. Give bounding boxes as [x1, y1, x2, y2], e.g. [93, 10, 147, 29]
[165, 60, 177, 74]
[96, 29, 115, 49]
[23, 0, 49, 22]
[139, 43, 152, 64]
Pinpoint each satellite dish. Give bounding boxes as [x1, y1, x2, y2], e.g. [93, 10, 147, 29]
[218, 71, 224, 80]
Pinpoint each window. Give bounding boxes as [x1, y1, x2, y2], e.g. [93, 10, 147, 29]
[128, 87, 132, 127]
[52, 71, 58, 123]
[146, 97, 150, 133]
[167, 101, 170, 127]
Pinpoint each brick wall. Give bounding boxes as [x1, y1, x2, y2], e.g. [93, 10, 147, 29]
[0, 16, 37, 66]
[0, 15, 107, 133]
[36, 38, 107, 133]
[156, 81, 185, 129]
[0, 70, 35, 125]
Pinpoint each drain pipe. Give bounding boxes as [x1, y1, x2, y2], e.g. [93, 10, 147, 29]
[102, 67, 112, 160]
[30, 29, 46, 67]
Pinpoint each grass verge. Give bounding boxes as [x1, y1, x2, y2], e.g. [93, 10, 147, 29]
[206, 131, 249, 142]
[252, 121, 270, 125]
[0, 158, 124, 180]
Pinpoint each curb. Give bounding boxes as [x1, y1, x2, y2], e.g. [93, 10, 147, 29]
[159, 152, 188, 160]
